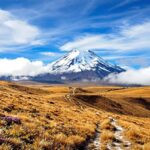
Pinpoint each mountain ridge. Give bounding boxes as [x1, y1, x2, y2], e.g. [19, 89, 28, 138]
[32, 49, 125, 83]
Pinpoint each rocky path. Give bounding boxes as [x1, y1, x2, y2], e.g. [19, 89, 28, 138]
[107, 117, 131, 150]
[85, 123, 101, 150]
[65, 87, 131, 150]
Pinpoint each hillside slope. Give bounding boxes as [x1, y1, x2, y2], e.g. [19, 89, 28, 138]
[73, 87, 150, 117]
[0, 81, 149, 149]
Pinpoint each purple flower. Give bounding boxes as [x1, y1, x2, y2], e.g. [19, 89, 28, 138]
[0, 137, 8, 144]
[2, 116, 21, 125]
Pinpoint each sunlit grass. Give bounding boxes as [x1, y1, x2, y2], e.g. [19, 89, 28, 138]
[0, 81, 149, 149]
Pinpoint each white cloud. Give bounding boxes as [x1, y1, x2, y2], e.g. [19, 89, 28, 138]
[0, 57, 150, 85]
[60, 21, 150, 51]
[0, 9, 42, 52]
[104, 67, 150, 85]
[41, 52, 63, 57]
[0, 58, 49, 76]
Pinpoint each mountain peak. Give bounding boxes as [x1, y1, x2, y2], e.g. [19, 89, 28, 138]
[68, 49, 92, 57]
[48, 49, 125, 77]
[70, 49, 94, 53]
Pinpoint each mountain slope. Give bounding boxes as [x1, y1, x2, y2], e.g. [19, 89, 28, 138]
[48, 49, 124, 74]
[33, 50, 125, 82]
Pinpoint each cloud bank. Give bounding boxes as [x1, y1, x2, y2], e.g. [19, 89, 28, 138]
[104, 67, 150, 85]
[0, 9, 42, 52]
[60, 21, 150, 51]
[0, 58, 48, 76]
[0, 57, 150, 85]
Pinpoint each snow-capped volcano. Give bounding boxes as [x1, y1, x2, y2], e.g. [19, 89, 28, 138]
[48, 49, 124, 75]
[32, 49, 125, 83]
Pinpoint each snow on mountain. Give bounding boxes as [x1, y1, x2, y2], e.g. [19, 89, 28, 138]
[32, 49, 125, 83]
[48, 49, 124, 75]
[0, 49, 125, 83]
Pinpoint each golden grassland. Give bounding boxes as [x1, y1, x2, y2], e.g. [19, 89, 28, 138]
[0, 81, 149, 150]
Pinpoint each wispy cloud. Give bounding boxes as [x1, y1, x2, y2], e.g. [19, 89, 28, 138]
[60, 21, 150, 52]
[6, 0, 150, 51]
[110, 0, 139, 11]
[0, 9, 42, 52]
[0, 0, 149, 67]
[116, 57, 150, 68]
[40, 52, 64, 57]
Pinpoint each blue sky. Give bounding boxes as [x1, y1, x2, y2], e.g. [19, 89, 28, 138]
[0, 0, 150, 68]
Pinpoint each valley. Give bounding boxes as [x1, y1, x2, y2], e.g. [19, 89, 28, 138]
[0, 81, 149, 150]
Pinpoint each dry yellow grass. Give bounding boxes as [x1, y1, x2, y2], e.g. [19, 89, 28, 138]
[0, 81, 149, 149]
[0, 82, 101, 149]
[117, 116, 150, 149]
[101, 130, 114, 143]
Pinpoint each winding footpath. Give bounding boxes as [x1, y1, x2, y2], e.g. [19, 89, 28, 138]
[65, 87, 101, 150]
[107, 117, 131, 150]
[65, 87, 131, 150]
[65, 87, 84, 109]
[85, 123, 101, 150]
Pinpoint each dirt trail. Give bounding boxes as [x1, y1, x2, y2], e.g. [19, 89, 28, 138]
[107, 117, 131, 150]
[85, 123, 101, 150]
[65, 87, 101, 150]
[64, 87, 85, 109]
[64, 87, 132, 150]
